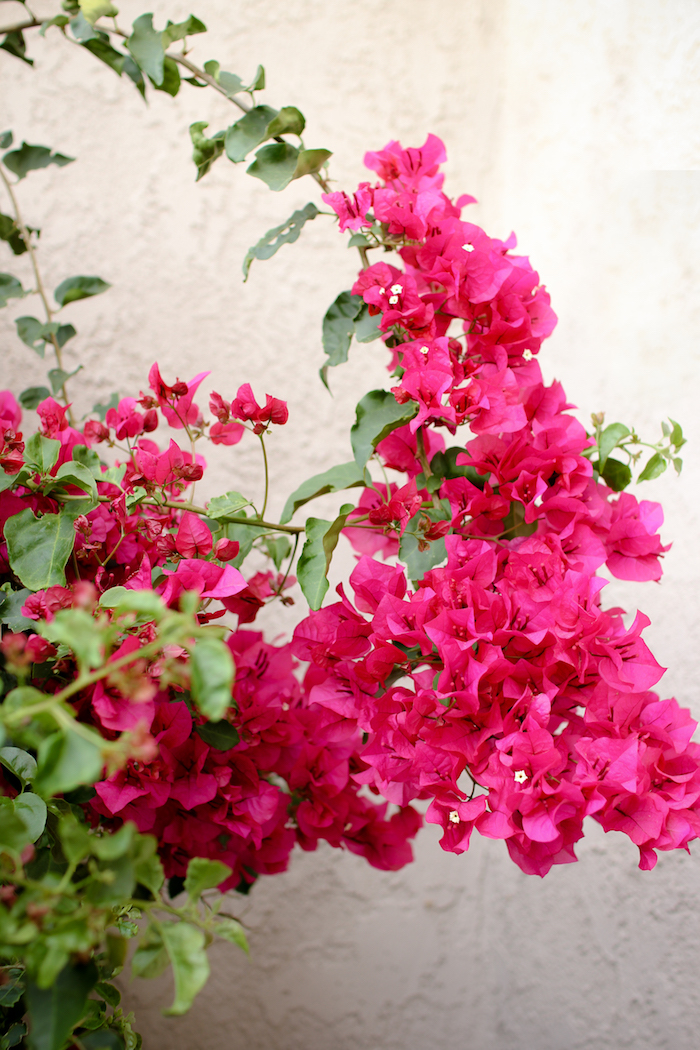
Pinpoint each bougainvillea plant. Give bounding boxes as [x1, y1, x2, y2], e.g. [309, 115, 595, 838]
[1, 4, 697, 1050]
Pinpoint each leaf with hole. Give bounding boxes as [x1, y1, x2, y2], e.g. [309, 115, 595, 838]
[243, 202, 318, 280]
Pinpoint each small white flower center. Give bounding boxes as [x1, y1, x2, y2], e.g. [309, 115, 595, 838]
[448, 810, 460, 824]
[462, 243, 474, 252]
[378, 287, 386, 295]
[420, 345, 430, 356]
[390, 283, 403, 294]
[388, 295, 400, 304]
[522, 349, 534, 361]
[514, 769, 528, 784]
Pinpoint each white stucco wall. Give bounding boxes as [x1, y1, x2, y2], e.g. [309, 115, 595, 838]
[2, 1, 700, 1047]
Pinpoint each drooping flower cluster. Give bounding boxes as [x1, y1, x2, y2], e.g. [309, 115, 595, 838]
[314, 135, 700, 874]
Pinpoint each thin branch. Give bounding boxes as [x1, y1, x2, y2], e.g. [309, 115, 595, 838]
[0, 162, 75, 421]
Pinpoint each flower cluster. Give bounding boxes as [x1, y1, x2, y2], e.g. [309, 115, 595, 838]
[314, 135, 700, 874]
[0, 363, 421, 887]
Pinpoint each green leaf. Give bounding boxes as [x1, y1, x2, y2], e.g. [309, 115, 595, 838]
[92, 822, 134, 860]
[353, 303, 383, 343]
[293, 148, 332, 179]
[92, 392, 119, 421]
[189, 121, 225, 181]
[132, 927, 169, 980]
[242, 202, 318, 280]
[264, 535, 291, 570]
[132, 831, 164, 890]
[0, 131, 12, 150]
[0, 273, 26, 308]
[34, 725, 104, 797]
[49, 460, 98, 505]
[0, 981, 23, 1008]
[0, 745, 37, 785]
[350, 390, 419, 467]
[320, 291, 365, 376]
[77, 0, 117, 25]
[163, 15, 207, 45]
[598, 422, 630, 471]
[637, 451, 667, 483]
[57, 814, 91, 864]
[190, 638, 234, 721]
[40, 15, 70, 36]
[13, 792, 47, 842]
[127, 13, 165, 85]
[54, 275, 110, 306]
[202, 61, 246, 98]
[5, 508, 75, 589]
[98, 586, 165, 621]
[673, 456, 683, 474]
[207, 491, 251, 520]
[25, 433, 61, 473]
[2, 143, 74, 181]
[39, 609, 104, 671]
[16, 316, 54, 356]
[82, 37, 127, 75]
[215, 917, 248, 952]
[668, 417, 686, 449]
[600, 456, 632, 492]
[122, 55, 146, 98]
[266, 106, 305, 137]
[49, 365, 83, 395]
[26, 961, 97, 1050]
[69, 12, 100, 42]
[0, 795, 33, 850]
[19, 386, 51, 410]
[184, 856, 232, 900]
[160, 923, 209, 1016]
[399, 508, 449, 582]
[280, 460, 367, 523]
[94, 982, 121, 1008]
[296, 517, 331, 609]
[56, 323, 77, 348]
[0, 212, 28, 255]
[224, 105, 278, 163]
[151, 55, 180, 96]
[297, 507, 352, 611]
[79, 0, 118, 25]
[195, 720, 239, 750]
[0, 587, 33, 631]
[0, 31, 34, 67]
[246, 143, 299, 191]
[249, 64, 265, 91]
[80, 1030, 123, 1050]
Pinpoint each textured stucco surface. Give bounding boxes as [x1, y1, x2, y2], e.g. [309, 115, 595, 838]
[2, 1, 700, 1047]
